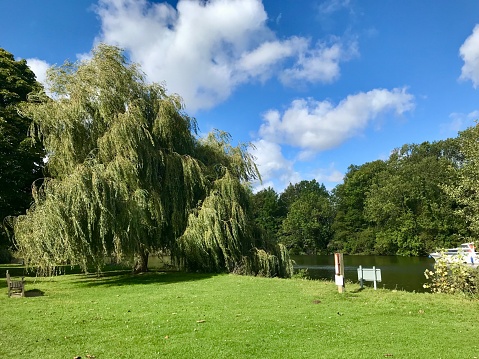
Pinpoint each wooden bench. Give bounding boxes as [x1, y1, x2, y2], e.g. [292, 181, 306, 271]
[6, 270, 25, 297]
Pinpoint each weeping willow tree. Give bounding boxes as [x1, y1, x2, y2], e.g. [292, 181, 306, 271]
[13, 44, 292, 277]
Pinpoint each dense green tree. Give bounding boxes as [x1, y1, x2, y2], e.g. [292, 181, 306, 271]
[251, 187, 285, 242]
[330, 160, 387, 254]
[445, 123, 479, 240]
[278, 181, 333, 254]
[280, 179, 329, 210]
[365, 140, 466, 255]
[0, 48, 44, 260]
[13, 44, 292, 277]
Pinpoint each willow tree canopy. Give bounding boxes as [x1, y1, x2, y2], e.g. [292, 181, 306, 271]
[14, 44, 292, 277]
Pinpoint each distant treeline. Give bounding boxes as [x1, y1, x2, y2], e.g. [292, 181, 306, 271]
[250, 134, 477, 256]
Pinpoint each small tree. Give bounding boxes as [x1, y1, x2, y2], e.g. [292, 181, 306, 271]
[13, 44, 291, 277]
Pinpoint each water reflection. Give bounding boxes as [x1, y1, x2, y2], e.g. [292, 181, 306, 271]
[291, 255, 436, 292]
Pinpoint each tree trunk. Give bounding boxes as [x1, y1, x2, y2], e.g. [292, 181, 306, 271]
[133, 248, 149, 273]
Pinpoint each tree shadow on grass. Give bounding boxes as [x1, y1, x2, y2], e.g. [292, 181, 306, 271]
[78, 269, 217, 287]
[1, 264, 218, 288]
[25, 289, 45, 297]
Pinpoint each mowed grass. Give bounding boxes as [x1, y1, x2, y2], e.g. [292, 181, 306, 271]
[1, 266, 479, 359]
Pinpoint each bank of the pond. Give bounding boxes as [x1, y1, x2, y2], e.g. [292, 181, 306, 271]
[1, 268, 478, 358]
[291, 254, 436, 292]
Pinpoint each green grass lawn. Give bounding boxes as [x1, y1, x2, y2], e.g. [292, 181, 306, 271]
[1, 266, 478, 359]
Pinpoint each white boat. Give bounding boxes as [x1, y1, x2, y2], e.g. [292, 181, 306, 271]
[429, 242, 477, 265]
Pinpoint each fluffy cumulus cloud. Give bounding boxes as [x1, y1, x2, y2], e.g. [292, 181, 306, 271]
[253, 88, 414, 188]
[95, 0, 357, 112]
[26, 58, 50, 86]
[250, 139, 300, 191]
[460, 24, 479, 87]
[279, 40, 358, 86]
[259, 88, 414, 152]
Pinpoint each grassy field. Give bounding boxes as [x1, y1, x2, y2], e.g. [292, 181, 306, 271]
[1, 265, 478, 359]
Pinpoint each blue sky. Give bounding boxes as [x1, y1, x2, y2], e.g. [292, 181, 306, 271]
[1, 0, 479, 192]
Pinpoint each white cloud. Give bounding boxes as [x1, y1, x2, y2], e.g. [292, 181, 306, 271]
[469, 110, 479, 119]
[279, 40, 357, 86]
[325, 169, 344, 183]
[318, 0, 351, 14]
[258, 88, 414, 152]
[250, 139, 300, 191]
[251, 88, 414, 190]
[94, 0, 356, 112]
[442, 110, 479, 134]
[237, 37, 305, 80]
[26, 58, 50, 87]
[313, 164, 344, 185]
[459, 24, 479, 88]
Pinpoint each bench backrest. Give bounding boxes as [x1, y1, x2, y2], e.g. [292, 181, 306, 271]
[6, 270, 23, 285]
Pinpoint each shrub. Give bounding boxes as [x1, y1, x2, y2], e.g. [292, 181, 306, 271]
[424, 256, 478, 297]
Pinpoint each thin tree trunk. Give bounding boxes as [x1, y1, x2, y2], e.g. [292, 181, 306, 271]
[133, 248, 149, 273]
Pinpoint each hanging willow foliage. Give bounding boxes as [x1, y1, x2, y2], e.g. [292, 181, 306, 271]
[13, 44, 292, 277]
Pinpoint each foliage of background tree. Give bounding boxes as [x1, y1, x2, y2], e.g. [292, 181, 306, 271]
[4, 46, 476, 262]
[365, 140, 466, 255]
[13, 44, 292, 277]
[445, 123, 479, 240]
[0, 48, 44, 262]
[330, 160, 387, 254]
[278, 180, 333, 254]
[279, 179, 328, 211]
[247, 137, 468, 257]
[251, 187, 285, 242]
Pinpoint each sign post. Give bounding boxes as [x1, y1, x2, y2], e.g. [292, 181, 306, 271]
[334, 253, 345, 293]
[357, 265, 382, 290]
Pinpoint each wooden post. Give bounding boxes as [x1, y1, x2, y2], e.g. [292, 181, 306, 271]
[334, 253, 345, 293]
[373, 266, 377, 290]
[359, 265, 364, 289]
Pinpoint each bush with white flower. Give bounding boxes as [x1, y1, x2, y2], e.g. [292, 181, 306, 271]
[424, 254, 478, 297]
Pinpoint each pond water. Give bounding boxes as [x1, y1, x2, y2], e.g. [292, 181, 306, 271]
[291, 255, 436, 292]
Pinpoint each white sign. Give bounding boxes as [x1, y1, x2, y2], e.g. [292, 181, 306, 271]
[335, 275, 344, 286]
[357, 265, 382, 290]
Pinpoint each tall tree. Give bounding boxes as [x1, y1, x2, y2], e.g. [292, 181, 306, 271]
[445, 123, 479, 241]
[365, 140, 465, 255]
[0, 48, 44, 259]
[279, 192, 334, 254]
[330, 160, 387, 254]
[280, 180, 329, 210]
[251, 187, 285, 242]
[278, 180, 333, 254]
[13, 44, 292, 277]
